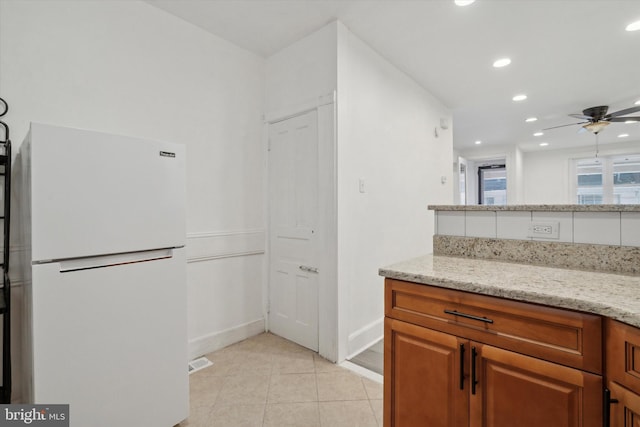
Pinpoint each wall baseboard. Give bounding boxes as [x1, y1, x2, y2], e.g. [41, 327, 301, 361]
[346, 317, 384, 360]
[188, 318, 265, 360]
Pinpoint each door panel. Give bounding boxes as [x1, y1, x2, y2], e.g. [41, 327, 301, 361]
[29, 249, 188, 426]
[609, 382, 640, 427]
[385, 318, 468, 427]
[471, 343, 602, 427]
[268, 111, 319, 351]
[29, 123, 186, 261]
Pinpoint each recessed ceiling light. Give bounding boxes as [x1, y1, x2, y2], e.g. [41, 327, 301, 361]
[626, 120, 638, 124]
[493, 58, 511, 68]
[512, 94, 527, 102]
[475, 140, 482, 145]
[635, 99, 640, 105]
[525, 117, 537, 123]
[539, 142, 549, 147]
[454, 0, 476, 6]
[626, 20, 640, 31]
[618, 133, 630, 138]
[534, 132, 544, 137]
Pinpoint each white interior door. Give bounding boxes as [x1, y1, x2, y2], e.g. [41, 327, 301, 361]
[268, 110, 319, 352]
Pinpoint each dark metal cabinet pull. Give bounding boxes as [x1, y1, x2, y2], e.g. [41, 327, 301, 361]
[459, 343, 465, 390]
[444, 309, 494, 324]
[471, 346, 479, 395]
[603, 388, 619, 427]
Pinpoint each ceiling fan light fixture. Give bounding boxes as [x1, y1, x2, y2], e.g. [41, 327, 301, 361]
[583, 122, 610, 134]
[626, 20, 640, 32]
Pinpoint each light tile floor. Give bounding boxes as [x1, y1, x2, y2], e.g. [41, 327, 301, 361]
[179, 333, 383, 427]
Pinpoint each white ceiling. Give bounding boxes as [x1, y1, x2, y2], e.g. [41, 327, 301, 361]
[147, 0, 640, 153]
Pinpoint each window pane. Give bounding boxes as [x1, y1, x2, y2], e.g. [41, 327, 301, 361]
[576, 158, 603, 205]
[480, 167, 506, 206]
[613, 155, 640, 204]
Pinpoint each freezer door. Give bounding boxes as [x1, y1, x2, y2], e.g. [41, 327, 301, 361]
[28, 248, 188, 427]
[28, 123, 185, 262]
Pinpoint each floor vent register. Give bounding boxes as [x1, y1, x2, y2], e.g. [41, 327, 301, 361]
[188, 357, 213, 374]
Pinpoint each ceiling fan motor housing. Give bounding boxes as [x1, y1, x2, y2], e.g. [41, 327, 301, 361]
[583, 105, 609, 121]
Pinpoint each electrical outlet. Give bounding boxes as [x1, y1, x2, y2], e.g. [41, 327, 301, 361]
[528, 221, 559, 239]
[532, 225, 552, 234]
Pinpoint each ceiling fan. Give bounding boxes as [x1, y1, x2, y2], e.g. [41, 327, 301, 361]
[544, 105, 640, 134]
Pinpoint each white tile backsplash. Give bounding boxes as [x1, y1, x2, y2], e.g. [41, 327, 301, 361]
[497, 211, 532, 240]
[621, 212, 640, 247]
[436, 211, 465, 236]
[434, 208, 639, 248]
[531, 211, 573, 243]
[466, 211, 496, 238]
[574, 212, 621, 246]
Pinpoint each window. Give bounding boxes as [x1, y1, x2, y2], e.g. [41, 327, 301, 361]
[574, 155, 640, 204]
[613, 157, 640, 204]
[478, 164, 506, 205]
[576, 159, 603, 204]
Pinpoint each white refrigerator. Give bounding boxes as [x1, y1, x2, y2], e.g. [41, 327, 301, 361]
[15, 123, 188, 426]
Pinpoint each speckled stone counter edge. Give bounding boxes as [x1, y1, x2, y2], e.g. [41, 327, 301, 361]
[433, 235, 640, 274]
[428, 204, 640, 212]
[379, 255, 640, 328]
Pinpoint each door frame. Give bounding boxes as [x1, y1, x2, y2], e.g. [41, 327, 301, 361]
[264, 92, 338, 362]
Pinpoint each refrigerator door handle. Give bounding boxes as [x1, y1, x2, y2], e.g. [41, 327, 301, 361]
[57, 248, 174, 273]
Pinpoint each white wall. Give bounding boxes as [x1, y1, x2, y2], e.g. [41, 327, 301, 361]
[522, 140, 640, 204]
[336, 24, 453, 358]
[1, 0, 266, 401]
[265, 22, 337, 115]
[265, 21, 453, 361]
[265, 21, 339, 361]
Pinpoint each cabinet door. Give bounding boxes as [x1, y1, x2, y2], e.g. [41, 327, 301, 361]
[609, 382, 640, 427]
[606, 319, 640, 395]
[384, 318, 468, 427]
[470, 343, 602, 427]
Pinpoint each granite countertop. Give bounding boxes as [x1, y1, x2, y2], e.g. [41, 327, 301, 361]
[379, 255, 640, 328]
[428, 204, 640, 212]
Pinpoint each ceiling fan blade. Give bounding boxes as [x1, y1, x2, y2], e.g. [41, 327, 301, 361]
[608, 116, 640, 122]
[542, 122, 588, 130]
[605, 105, 640, 118]
[569, 114, 593, 120]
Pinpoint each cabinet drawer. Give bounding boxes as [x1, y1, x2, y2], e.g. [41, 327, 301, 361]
[385, 278, 602, 374]
[606, 319, 640, 395]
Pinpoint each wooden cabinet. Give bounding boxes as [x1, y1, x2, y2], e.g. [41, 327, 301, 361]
[384, 278, 604, 427]
[385, 318, 467, 427]
[606, 320, 640, 426]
